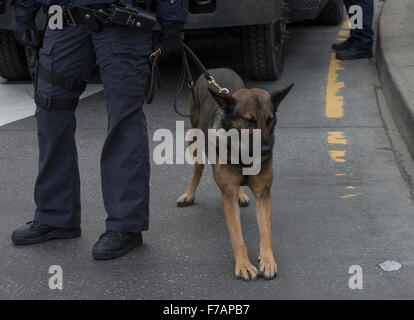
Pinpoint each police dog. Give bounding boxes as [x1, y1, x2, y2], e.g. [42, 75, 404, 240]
[176, 68, 293, 280]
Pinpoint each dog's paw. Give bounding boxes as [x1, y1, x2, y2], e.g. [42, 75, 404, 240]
[176, 192, 195, 207]
[238, 197, 250, 207]
[235, 259, 258, 281]
[238, 191, 250, 207]
[259, 257, 277, 280]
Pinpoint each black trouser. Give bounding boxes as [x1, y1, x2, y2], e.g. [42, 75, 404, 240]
[34, 24, 151, 232]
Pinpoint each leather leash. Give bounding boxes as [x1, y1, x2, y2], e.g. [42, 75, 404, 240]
[145, 47, 162, 104]
[145, 43, 229, 118]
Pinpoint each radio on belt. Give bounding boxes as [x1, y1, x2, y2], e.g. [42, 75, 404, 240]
[109, 6, 156, 30]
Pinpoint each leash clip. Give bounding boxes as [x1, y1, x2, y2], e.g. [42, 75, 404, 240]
[149, 48, 162, 62]
[208, 76, 229, 94]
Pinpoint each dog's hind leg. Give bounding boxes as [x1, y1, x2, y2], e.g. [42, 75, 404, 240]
[176, 163, 204, 207]
[177, 130, 205, 207]
[248, 162, 277, 280]
[213, 166, 258, 281]
[238, 187, 250, 207]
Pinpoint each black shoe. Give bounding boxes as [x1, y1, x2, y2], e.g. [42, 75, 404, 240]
[92, 231, 143, 260]
[331, 38, 352, 51]
[11, 221, 81, 245]
[336, 47, 373, 60]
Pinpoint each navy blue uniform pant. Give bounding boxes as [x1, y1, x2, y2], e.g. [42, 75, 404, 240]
[34, 24, 151, 233]
[344, 0, 374, 50]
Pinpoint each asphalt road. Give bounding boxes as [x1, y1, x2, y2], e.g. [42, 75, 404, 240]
[2, 19, 414, 299]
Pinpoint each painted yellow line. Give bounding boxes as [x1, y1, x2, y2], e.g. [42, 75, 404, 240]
[330, 18, 356, 198]
[328, 131, 347, 144]
[338, 30, 350, 37]
[341, 194, 359, 199]
[326, 53, 344, 118]
[342, 17, 350, 29]
[329, 150, 346, 162]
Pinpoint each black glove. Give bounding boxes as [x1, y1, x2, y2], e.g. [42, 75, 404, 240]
[158, 22, 183, 57]
[14, 6, 40, 47]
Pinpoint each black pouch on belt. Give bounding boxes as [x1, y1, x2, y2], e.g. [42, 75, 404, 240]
[110, 5, 156, 32]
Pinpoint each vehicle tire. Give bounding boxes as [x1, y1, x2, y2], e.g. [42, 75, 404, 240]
[0, 30, 30, 81]
[241, 22, 285, 81]
[316, 0, 345, 25]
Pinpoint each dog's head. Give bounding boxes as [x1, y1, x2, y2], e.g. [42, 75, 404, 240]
[208, 84, 293, 162]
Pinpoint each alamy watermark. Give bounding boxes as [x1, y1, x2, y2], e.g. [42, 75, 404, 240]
[153, 121, 262, 175]
[48, 5, 64, 30]
[348, 265, 363, 290]
[48, 265, 63, 290]
[348, 5, 363, 30]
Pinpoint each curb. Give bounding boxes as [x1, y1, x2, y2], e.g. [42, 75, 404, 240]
[376, 0, 414, 158]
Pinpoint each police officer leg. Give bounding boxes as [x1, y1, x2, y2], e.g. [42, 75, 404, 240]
[348, 0, 374, 51]
[12, 25, 96, 245]
[336, 0, 374, 59]
[91, 26, 151, 260]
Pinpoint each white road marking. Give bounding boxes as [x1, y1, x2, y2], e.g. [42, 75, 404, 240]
[0, 78, 103, 127]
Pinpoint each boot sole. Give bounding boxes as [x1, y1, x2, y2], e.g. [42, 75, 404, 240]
[12, 228, 81, 245]
[93, 237, 143, 261]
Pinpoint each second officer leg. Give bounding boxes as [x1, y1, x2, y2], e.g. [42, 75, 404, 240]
[336, 0, 374, 60]
[12, 24, 96, 245]
[91, 25, 152, 260]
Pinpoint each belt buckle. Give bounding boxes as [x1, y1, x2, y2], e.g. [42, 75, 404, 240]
[64, 10, 76, 26]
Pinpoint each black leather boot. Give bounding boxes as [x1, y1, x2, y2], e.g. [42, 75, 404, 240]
[92, 231, 143, 260]
[11, 221, 81, 245]
[331, 38, 352, 51]
[336, 47, 373, 60]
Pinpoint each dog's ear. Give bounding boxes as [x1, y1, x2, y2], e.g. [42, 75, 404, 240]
[270, 83, 294, 112]
[208, 88, 236, 113]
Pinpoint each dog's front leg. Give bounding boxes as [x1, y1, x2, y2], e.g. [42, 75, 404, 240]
[255, 191, 277, 279]
[213, 165, 257, 280]
[222, 189, 258, 281]
[248, 164, 277, 280]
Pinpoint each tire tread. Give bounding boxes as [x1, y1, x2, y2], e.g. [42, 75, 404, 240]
[242, 24, 283, 81]
[0, 30, 30, 81]
[316, 0, 345, 25]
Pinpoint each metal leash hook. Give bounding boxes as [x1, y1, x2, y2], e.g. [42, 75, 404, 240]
[149, 47, 162, 63]
[181, 43, 230, 95]
[207, 76, 229, 94]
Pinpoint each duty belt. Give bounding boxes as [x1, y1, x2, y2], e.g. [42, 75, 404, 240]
[61, 4, 156, 33]
[33, 3, 157, 111]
